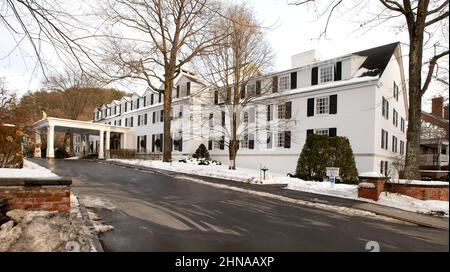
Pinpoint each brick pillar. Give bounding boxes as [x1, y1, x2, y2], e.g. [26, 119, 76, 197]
[358, 176, 387, 201]
[431, 97, 444, 118]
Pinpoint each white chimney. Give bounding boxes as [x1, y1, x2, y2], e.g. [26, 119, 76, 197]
[291, 50, 321, 68]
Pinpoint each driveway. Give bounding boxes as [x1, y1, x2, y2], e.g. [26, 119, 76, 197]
[32, 159, 449, 252]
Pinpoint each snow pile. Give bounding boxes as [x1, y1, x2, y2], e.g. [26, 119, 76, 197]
[358, 182, 376, 189]
[388, 179, 449, 186]
[284, 178, 358, 199]
[359, 171, 385, 178]
[0, 210, 92, 252]
[378, 193, 449, 216]
[0, 159, 59, 179]
[80, 195, 116, 210]
[87, 210, 114, 234]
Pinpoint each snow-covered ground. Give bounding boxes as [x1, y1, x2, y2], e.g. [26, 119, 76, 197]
[109, 158, 449, 217]
[0, 159, 59, 179]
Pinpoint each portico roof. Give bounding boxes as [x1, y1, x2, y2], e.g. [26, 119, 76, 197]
[33, 117, 130, 135]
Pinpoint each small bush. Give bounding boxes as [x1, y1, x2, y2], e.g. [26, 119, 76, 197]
[295, 134, 358, 183]
[193, 144, 210, 160]
[0, 125, 24, 168]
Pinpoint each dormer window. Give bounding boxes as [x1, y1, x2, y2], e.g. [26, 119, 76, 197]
[320, 65, 334, 83]
[247, 83, 256, 96]
[279, 75, 290, 91]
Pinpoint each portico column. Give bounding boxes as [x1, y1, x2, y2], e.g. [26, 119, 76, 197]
[105, 130, 111, 159]
[98, 130, 105, 159]
[123, 133, 128, 149]
[34, 130, 41, 158]
[47, 125, 55, 159]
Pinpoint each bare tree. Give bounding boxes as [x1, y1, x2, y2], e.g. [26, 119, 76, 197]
[194, 4, 276, 169]
[0, 78, 14, 123]
[100, 0, 223, 162]
[291, 0, 449, 179]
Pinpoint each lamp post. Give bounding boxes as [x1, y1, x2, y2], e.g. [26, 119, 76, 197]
[261, 166, 268, 180]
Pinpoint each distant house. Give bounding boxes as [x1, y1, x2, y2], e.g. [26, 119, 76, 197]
[420, 97, 449, 179]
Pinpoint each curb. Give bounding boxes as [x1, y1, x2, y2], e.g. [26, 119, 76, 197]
[76, 196, 104, 252]
[101, 160, 449, 230]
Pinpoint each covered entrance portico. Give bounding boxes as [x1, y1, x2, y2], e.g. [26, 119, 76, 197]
[33, 117, 130, 159]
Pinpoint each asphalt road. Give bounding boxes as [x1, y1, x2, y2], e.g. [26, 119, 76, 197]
[32, 159, 449, 252]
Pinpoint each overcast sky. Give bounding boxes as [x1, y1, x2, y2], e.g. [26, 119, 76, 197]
[0, 0, 447, 111]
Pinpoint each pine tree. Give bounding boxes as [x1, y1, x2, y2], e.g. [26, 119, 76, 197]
[193, 144, 210, 160]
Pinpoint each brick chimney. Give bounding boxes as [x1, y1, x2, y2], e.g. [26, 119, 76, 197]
[431, 97, 444, 118]
[444, 105, 449, 120]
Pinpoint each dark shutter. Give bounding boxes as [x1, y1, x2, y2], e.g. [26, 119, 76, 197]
[131, 117, 134, 127]
[125, 118, 128, 127]
[272, 76, 278, 92]
[307, 129, 314, 137]
[160, 110, 164, 122]
[208, 140, 212, 150]
[176, 85, 180, 98]
[311, 67, 318, 85]
[151, 94, 154, 105]
[334, 61, 342, 81]
[137, 137, 140, 152]
[267, 105, 272, 121]
[221, 111, 225, 127]
[138, 115, 141, 126]
[144, 135, 147, 151]
[329, 94, 337, 114]
[179, 138, 183, 151]
[307, 98, 315, 117]
[186, 82, 191, 95]
[159, 93, 162, 103]
[220, 136, 225, 150]
[285, 101, 292, 119]
[143, 96, 146, 107]
[256, 80, 261, 95]
[152, 112, 156, 123]
[144, 114, 148, 125]
[290, 72, 297, 89]
[284, 131, 291, 148]
[214, 90, 219, 104]
[160, 133, 163, 151]
[240, 84, 245, 99]
[249, 139, 254, 150]
[329, 128, 337, 137]
[152, 135, 155, 152]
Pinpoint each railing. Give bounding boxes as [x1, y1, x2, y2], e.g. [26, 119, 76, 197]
[420, 153, 449, 166]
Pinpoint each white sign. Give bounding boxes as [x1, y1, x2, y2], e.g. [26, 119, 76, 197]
[326, 167, 340, 177]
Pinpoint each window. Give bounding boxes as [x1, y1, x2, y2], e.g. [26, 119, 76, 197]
[266, 132, 272, 149]
[247, 83, 256, 96]
[209, 113, 214, 128]
[320, 65, 333, 83]
[279, 75, 290, 91]
[275, 131, 291, 148]
[243, 112, 249, 123]
[241, 133, 249, 149]
[393, 82, 399, 101]
[314, 129, 329, 136]
[381, 129, 388, 150]
[278, 104, 285, 119]
[393, 109, 398, 127]
[401, 118, 405, 132]
[382, 97, 389, 119]
[392, 136, 398, 153]
[138, 114, 147, 126]
[316, 97, 329, 115]
[400, 140, 405, 155]
[276, 132, 285, 147]
[267, 104, 273, 121]
[137, 135, 147, 152]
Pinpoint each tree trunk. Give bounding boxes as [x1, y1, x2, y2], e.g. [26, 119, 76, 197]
[163, 76, 174, 162]
[403, 28, 425, 180]
[228, 111, 238, 170]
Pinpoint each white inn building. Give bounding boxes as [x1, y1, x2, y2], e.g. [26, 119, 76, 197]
[81, 42, 408, 177]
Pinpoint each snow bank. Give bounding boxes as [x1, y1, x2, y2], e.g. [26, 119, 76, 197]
[0, 159, 59, 179]
[358, 182, 376, 189]
[359, 171, 385, 178]
[388, 179, 449, 186]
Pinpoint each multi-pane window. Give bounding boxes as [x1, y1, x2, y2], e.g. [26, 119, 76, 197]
[276, 132, 285, 147]
[314, 129, 329, 136]
[266, 132, 272, 149]
[267, 104, 273, 121]
[316, 97, 329, 115]
[279, 75, 290, 91]
[392, 136, 398, 153]
[247, 83, 256, 96]
[241, 133, 249, 149]
[209, 113, 214, 128]
[137, 114, 147, 126]
[393, 82, 399, 101]
[401, 118, 405, 132]
[393, 109, 398, 127]
[275, 131, 291, 148]
[320, 65, 333, 83]
[278, 104, 285, 119]
[382, 97, 389, 119]
[381, 129, 388, 150]
[400, 140, 405, 155]
[243, 112, 249, 123]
